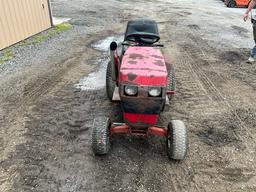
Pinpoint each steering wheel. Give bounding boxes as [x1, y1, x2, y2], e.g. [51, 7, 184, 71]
[126, 34, 160, 44]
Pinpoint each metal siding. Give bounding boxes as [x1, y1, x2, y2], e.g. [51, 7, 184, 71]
[36, 0, 45, 31]
[47, 0, 53, 26]
[16, 0, 29, 40]
[0, 4, 6, 48]
[26, 0, 36, 36]
[0, 0, 52, 50]
[1, 1, 15, 47]
[9, 0, 21, 41]
[41, 0, 47, 29]
[43, 0, 52, 27]
[12, 0, 24, 41]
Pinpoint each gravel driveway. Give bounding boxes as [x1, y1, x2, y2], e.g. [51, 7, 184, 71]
[1, 0, 256, 191]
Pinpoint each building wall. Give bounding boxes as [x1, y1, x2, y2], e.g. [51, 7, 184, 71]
[0, 0, 52, 50]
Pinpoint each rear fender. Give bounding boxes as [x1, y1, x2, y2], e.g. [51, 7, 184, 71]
[164, 55, 173, 72]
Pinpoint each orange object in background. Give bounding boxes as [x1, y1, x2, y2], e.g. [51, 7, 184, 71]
[225, 0, 250, 7]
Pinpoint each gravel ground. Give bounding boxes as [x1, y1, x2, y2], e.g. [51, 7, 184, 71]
[1, 0, 256, 192]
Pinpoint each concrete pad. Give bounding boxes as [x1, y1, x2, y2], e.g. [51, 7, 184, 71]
[52, 17, 71, 26]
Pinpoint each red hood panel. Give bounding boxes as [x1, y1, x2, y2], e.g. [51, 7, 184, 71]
[120, 46, 168, 86]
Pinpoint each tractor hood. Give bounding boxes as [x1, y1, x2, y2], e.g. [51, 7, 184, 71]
[120, 46, 168, 86]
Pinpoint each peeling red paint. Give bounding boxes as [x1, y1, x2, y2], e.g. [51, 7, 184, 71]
[154, 60, 164, 66]
[129, 53, 144, 60]
[151, 54, 163, 59]
[127, 73, 137, 81]
[128, 60, 137, 65]
[120, 46, 167, 86]
[121, 67, 166, 72]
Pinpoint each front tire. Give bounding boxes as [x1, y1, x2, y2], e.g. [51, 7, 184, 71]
[106, 61, 116, 101]
[92, 117, 110, 155]
[167, 120, 188, 160]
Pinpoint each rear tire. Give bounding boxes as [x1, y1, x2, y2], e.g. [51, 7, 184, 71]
[92, 117, 110, 155]
[106, 61, 116, 101]
[167, 120, 188, 160]
[167, 66, 175, 100]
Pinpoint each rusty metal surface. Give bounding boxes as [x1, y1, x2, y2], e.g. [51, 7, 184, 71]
[110, 123, 167, 137]
[119, 46, 168, 86]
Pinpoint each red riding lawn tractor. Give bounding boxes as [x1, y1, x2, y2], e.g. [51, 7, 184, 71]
[92, 19, 188, 160]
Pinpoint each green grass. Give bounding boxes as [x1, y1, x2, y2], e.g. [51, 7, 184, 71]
[0, 23, 72, 65]
[22, 23, 72, 45]
[0, 49, 14, 65]
[51, 23, 72, 34]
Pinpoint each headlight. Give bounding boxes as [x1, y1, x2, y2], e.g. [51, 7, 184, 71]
[148, 87, 161, 97]
[124, 85, 138, 96]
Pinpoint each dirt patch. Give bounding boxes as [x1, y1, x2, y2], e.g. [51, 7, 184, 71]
[13, 87, 170, 192]
[219, 50, 247, 64]
[187, 24, 200, 30]
[231, 25, 249, 37]
[194, 113, 242, 147]
[0, 138, 3, 152]
[219, 167, 254, 182]
[234, 108, 256, 132]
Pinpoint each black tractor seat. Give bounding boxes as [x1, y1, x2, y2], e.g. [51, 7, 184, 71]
[124, 19, 160, 44]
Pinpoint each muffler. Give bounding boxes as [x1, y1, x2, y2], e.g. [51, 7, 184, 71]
[110, 41, 117, 81]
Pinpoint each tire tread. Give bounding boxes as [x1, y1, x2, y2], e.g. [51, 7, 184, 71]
[92, 117, 110, 155]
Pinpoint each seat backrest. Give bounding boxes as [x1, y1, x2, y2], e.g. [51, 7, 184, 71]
[124, 19, 160, 44]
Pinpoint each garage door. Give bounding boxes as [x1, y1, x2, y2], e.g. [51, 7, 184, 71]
[0, 0, 52, 50]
